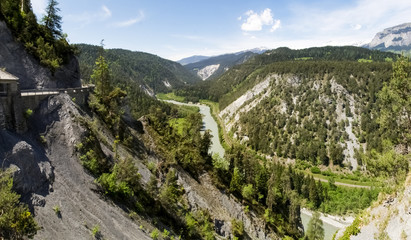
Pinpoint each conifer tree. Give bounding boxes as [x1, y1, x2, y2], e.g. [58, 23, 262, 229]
[306, 212, 324, 240]
[378, 56, 411, 152]
[42, 0, 62, 38]
[91, 44, 112, 98]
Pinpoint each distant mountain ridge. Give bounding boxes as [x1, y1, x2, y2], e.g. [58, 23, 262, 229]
[177, 55, 210, 65]
[177, 48, 267, 66]
[183, 51, 258, 80]
[364, 22, 411, 52]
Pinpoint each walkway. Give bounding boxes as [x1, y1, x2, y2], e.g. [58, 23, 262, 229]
[20, 85, 94, 97]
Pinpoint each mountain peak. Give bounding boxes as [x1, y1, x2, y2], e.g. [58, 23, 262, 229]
[366, 22, 411, 50]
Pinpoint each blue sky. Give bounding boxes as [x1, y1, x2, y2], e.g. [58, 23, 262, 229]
[31, 0, 411, 60]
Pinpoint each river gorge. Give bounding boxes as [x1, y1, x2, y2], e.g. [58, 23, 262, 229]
[165, 100, 346, 239]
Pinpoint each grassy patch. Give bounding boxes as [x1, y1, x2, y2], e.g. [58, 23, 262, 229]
[294, 57, 313, 61]
[358, 58, 373, 63]
[156, 92, 185, 102]
[310, 172, 378, 187]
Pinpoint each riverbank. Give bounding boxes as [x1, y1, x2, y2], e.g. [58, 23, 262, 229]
[301, 208, 354, 229]
[301, 208, 354, 240]
[163, 100, 225, 157]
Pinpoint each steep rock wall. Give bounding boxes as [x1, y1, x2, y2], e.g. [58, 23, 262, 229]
[0, 21, 81, 90]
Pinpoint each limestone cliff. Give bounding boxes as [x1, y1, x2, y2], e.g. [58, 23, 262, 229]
[335, 173, 411, 240]
[365, 22, 411, 51]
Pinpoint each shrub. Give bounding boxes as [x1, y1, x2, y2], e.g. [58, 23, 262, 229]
[150, 228, 159, 240]
[310, 166, 321, 174]
[162, 229, 170, 239]
[24, 108, 33, 118]
[231, 218, 244, 238]
[53, 205, 61, 217]
[91, 225, 101, 238]
[242, 184, 255, 202]
[0, 170, 38, 239]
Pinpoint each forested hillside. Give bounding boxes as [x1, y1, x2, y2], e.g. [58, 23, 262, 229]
[175, 46, 408, 173]
[76, 44, 201, 94]
[177, 46, 398, 103]
[0, 0, 75, 71]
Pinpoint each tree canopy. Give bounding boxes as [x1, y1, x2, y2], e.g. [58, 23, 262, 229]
[0, 170, 38, 239]
[378, 56, 411, 152]
[42, 0, 63, 38]
[306, 212, 324, 240]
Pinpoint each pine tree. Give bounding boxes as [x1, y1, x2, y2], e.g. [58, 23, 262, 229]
[42, 0, 62, 38]
[230, 167, 243, 195]
[378, 56, 411, 152]
[91, 49, 112, 98]
[306, 212, 324, 240]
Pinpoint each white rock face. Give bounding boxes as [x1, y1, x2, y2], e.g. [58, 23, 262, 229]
[163, 80, 172, 88]
[337, 175, 411, 240]
[367, 22, 411, 49]
[219, 75, 275, 131]
[331, 79, 360, 170]
[197, 64, 220, 80]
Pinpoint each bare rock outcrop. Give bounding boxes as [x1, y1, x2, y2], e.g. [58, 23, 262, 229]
[178, 171, 277, 239]
[28, 94, 150, 240]
[0, 21, 81, 90]
[0, 130, 53, 205]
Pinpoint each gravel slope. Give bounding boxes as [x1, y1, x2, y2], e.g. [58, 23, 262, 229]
[31, 95, 150, 240]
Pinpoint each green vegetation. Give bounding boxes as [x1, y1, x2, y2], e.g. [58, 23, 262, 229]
[295, 57, 313, 61]
[150, 228, 159, 240]
[0, 0, 75, 71]
[319, 184, 378, 215]
[0, 170, 38, 239]
[337, 216, 361, 240]
[378, 55, 411, 151]
[24, 108, 33, 118]
[42, 0, 62, 38]
[306, 212, 324, 240]
[156, 92, 185, 102]
[176, 46, 398, 105]
[76, 44, 200, 94]
[91, 224, 101, 239]
[231, 218, 245, 239]
[53, 205, 61, 217]
[75, 49, 217, 239]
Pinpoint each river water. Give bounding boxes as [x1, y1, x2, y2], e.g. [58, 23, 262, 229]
[165, 100, 341, 239]
[301, 211, 340, 240]
[164, 100, 225, 157]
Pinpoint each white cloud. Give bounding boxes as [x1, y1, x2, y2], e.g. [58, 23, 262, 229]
[352, 24, 362, 30]
[66, 5, 113, 27]
[271, 20, 281, 32]
[288, 0, 411, 43]
[172, 34, 204, 40]
[240, 8, 281, 32]
[101, 5, 112, 18]
[111, 11, 145, 28]
[31, 0, 47, 15]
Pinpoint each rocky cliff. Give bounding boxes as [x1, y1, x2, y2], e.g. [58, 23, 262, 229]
[0, 21, 81, 90]
[0, 91, 274, 239]
[0, 94, 151, 239]
[365, 22, 411, 51]
[335, 173, 411, 240]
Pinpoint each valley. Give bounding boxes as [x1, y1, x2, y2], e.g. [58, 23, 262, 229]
[1, 1, 411, 240]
